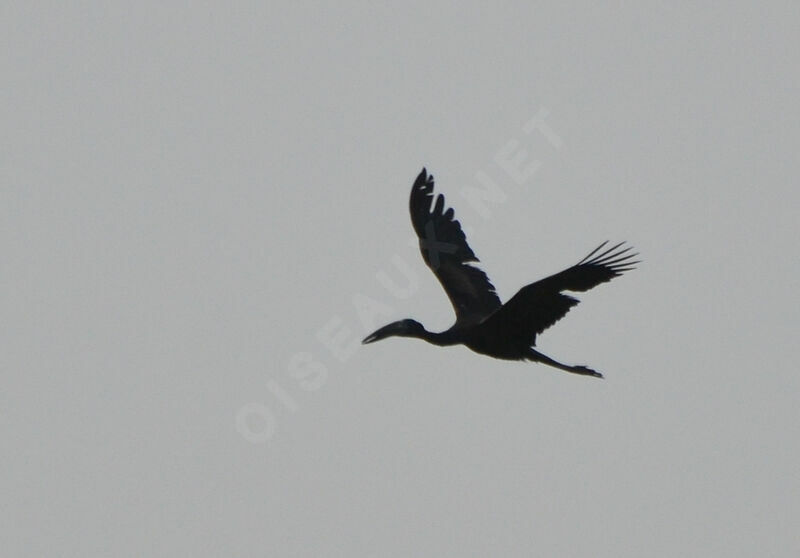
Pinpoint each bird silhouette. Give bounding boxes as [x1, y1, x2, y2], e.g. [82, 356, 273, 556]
[362, 168, 638, 378]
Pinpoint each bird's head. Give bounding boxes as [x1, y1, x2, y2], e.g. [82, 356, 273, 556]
[362, 319, 425, 344]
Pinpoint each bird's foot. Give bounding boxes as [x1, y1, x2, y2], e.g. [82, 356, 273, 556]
[573, 365, 603, 379]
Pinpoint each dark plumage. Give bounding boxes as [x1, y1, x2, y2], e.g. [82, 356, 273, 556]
[362, 168, 638, 378]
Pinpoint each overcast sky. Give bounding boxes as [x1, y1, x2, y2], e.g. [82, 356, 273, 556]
[3, 3, 799, 557]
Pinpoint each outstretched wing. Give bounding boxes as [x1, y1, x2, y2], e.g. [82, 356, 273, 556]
[483, 241, 638, 343]
[409, 168, 501, 322]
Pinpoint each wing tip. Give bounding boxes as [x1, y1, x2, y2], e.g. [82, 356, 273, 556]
[413, 167, 434, 192]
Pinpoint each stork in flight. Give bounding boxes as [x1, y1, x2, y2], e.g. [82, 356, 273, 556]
[362, 168, 638, 378]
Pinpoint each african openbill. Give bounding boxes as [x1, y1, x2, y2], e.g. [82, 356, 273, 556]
[362, 168, 638, 378]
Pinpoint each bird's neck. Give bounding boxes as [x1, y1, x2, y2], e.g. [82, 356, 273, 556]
[417, 327, 460, 347]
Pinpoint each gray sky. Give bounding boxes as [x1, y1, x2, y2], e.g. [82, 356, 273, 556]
[3, 3, 799, 556]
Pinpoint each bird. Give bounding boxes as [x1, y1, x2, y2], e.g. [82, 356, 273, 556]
[362, 168, 638, 378]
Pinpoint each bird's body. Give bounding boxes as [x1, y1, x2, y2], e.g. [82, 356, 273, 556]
[362, 168, 638, 378]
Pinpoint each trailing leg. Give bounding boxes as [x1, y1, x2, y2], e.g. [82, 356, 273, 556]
[527, 348, 603, 379]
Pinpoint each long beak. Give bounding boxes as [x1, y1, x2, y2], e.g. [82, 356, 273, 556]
[362, 323, 395, 344]
[362, 332, 380, 344]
